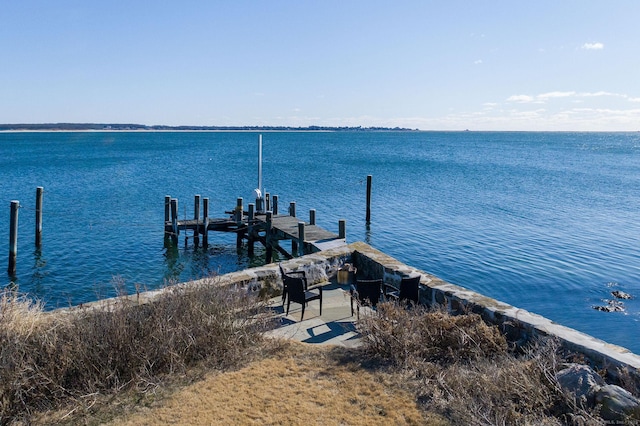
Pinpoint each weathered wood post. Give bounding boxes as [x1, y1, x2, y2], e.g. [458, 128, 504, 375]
[265, 193, 270, 212]
[35, 187, 43, 248]
[309, 209, 316, 226]
[248, 203, 255, 257]
[235, 197, 243, 224]
[194, 195, 200, 221]
[339, 219, 346, 240]
[290, 202, 298, 254]
[236, 197, 243, 249]
[272, 195, 279, 215]
[265, 211, 273, 263]
[202, 197, 210, 247]
[170, 198, 179, 245]
[366, 175, 372, 224]
[297, 222, 305, 257]
[8, 200, 19, 275]
[164, 195, 171, 223]
[193, 194, 201, 247]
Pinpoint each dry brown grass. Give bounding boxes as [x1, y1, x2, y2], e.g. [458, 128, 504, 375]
[0, 280, 274, 425]
[357, 303, 606, 426]
[99, 341, 446, 426]
[4, 284, 633, 425]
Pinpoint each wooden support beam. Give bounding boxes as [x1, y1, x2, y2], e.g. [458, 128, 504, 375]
[170, 198, 179, 245]
[265, 211, 273, 263]
[203, 197, 209, 247]
[194, 194, 200, 220]
[248, 203, 255, 257]
[8, 200, 19, 276]
[164, 195, 171, 223]
[235, 197, 243, 225]
[309, 209, 316, 226]
[289, 201, 298, 253]
[193, 194, 201, 248]
[366, 175, 372, 223]
[339, 219, 346, 239]
[272, 195, 278, 215]
[298, 222, 305, 257]
[35, 187, 43, 248]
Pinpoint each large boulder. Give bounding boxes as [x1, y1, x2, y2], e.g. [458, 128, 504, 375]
[595, 384, 640, 421]
[556, 364, 605, 407]
[556, 364, 640, 421]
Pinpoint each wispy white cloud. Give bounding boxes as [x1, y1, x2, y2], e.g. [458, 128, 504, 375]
[538, 91, 576, 100]
[582, 42, 604, 50]
[506, 95, 535, 103]
[507, 91, 640, 104]
[474, 59, 483, 65]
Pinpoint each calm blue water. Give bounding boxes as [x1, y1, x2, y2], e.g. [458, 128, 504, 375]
[1, 131, 639, 353]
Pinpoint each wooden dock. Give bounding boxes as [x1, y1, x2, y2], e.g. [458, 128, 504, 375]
[164, 194, 347, 262]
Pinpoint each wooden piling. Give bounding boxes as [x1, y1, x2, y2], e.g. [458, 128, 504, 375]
[35, 187, 43, 248]
[193, 194, 201, 248]
[265, 193, 270, 212]
[236, 197, 243, 224]
[194, 195, 201, 220]
[236, 197, 243, 249]
[272, 195, 278, 215]
[248, 203, 255, 256]
[164, 195, 171, 223]
[202, 197, 209, 247]
[289, 202, 298, 254]
[297, 222, 305, 257]
[366, 175, 372, 223]
[8, 200, 19, 275]
[339, 219, 346, 239]
[309, 209, 316, 226]
[170, 198, 179, 244]
[265, 211, 273, 263]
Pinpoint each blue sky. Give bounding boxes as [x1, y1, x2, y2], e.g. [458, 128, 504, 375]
[2, 1, 639, 131]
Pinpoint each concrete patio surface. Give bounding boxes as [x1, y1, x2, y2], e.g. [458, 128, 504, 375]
[264, 281, 365, 348]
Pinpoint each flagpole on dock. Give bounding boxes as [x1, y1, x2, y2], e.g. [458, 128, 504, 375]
[254, 134, 264, 212]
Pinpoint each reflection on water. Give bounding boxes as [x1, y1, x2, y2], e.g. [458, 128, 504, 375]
[30, 249, 48, 296]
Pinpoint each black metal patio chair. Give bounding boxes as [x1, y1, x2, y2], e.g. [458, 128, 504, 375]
[350, 278, 383, 319]
[284, 274, 322, 321]
[279, 264, 308, 306]
[383, 275, 421, 306]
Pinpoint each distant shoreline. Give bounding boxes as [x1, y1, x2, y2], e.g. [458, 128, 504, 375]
[0, 123, 418, 132]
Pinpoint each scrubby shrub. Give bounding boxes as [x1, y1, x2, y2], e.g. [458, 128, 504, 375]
[359, 303, 508, 367]
[0, 278, 273, 424]
[357, 302, 604, 425]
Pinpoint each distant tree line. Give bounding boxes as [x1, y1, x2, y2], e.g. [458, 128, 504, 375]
[0, 123, 418, 132]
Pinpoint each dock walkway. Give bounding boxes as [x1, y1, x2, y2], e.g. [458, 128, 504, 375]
[164, 195, 347, 261]
[256, 213, 346, 253]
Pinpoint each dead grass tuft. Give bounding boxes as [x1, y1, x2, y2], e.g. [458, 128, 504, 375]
[359, 303, 508, 368]
[357, 303, 605, 425]
[0, 279, 273, 424]
[102, 341, 445, 426]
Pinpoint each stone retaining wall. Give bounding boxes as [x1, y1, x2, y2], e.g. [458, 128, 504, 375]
[62, 241, 640, 388]
[349, 241, 640, 389]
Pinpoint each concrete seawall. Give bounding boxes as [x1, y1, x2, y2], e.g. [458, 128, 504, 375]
[66, 241, 640, 387]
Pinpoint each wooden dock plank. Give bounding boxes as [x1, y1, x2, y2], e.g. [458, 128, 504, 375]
[166, 206, 346, 257]
[256, 214, 343, 253]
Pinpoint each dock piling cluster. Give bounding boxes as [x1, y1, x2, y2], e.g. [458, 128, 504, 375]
[163, 192, 348, 263]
